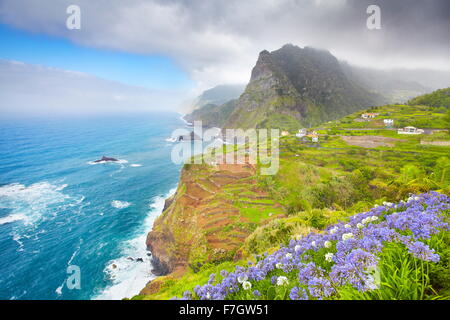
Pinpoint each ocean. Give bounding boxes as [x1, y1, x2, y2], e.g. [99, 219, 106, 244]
[0, 112, 184, 300]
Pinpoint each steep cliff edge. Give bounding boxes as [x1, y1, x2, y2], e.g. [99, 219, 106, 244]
[142, 162, 285, 293]
[137, 88, 450, 299]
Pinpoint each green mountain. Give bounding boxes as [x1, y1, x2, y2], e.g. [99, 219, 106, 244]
[189, 84, 245, 111]
[184, 99, 237, 128]
[408, 87, 450, 109]
[226, 44, 388, 130]
[187, 44, 388, 130]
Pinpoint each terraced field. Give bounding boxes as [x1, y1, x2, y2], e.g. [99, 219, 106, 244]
[141, 160, 286, 296]
[137, 93, 449, 300]
[322, 104, 448, 129]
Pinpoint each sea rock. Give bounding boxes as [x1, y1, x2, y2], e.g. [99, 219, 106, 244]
[177, 132, 202, 141]
[94, 156, 119, 163]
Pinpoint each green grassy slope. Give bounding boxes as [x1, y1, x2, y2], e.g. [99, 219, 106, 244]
[134, 90, 450, 300]
[408, 87, 450, 108]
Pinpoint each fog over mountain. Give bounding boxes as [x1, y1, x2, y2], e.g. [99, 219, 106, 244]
[1, 0, 449, 114]
[1, 0, 449, 87]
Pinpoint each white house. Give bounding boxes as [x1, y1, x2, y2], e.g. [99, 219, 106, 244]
[295, 128, 307, 138]
[397, 126, 425, 135]
[383, 119, 394, 126]
[307, 134, 319, 143]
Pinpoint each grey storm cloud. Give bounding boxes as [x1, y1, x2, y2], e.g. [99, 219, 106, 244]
[0, 0, 449, 88]
[0, 59, 187, 116]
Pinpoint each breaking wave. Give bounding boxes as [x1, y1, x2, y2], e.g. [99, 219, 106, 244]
[93, 187, 177, 300]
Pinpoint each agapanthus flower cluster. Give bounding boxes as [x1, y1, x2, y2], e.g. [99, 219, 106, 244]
[289, 286, 308, 300]
[183, 192, 449, 300]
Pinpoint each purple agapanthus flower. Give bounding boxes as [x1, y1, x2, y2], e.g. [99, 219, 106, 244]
[181, 192, 449, 300]
[290, 286, 308, 300]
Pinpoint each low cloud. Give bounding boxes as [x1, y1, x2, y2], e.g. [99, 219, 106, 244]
[0, 59, 187, 116]
[0, 0, 449, 88]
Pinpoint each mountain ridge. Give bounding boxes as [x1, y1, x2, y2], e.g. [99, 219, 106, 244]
[188, 44, 388, 130]
[186, 44, 447, 130]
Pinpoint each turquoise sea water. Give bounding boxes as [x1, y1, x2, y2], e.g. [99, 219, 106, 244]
[0, 112, 184, 299]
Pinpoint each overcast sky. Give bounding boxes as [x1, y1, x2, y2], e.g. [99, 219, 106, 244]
[0, 0, 449, 115]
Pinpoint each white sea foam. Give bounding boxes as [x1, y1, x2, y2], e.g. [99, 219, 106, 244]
[179, 113, 193, 126]
[12, 232, 25, 251]
[130, 164, 142, 167]
[0, 182, 83, 253]
[93, 187, 177, 300]
[55, 286, 63, 295]
[111, 200, 131, 209]
[0, 182, 75, 226]
[55, 238, 83, 295]
[165, 137, 177, 143]
[0, 213, 27, 225]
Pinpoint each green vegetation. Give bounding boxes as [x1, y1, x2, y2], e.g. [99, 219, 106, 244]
[185, 99, 238, 128]
[322, 104, 448, 130]
[188, 44, 386, 131]
[408, 87, 450, 109]
[257, 113, 301, 133]
[136, 88, 450, 300]
[132, 261, 246, 300]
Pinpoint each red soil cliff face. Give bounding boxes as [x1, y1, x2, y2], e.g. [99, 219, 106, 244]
[142, 162, 283, 294]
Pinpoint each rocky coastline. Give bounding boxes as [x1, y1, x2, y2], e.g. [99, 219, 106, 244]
[139, 160, 282, 296]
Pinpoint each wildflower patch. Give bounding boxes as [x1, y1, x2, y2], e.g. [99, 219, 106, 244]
[176, 192, 450, 300]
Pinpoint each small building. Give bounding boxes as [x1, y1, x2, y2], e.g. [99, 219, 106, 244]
[295, 128, 307, 138]
[397, 126, 425, 135]
[296, 129, 318, 142]
[281, 131, 290, 136]
[383, 119, 394, 125]
[307, 134, 319, 143]
[361, 113, 379, 119]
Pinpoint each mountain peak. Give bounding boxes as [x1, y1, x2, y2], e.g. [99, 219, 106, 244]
[186, 44, 388, 130]
[225, 44, 386, 129]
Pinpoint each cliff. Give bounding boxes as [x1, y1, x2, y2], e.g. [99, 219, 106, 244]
[142, 161, 285, 293]
[186, 44, 387, 130]
[137, 89, 450, 299]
